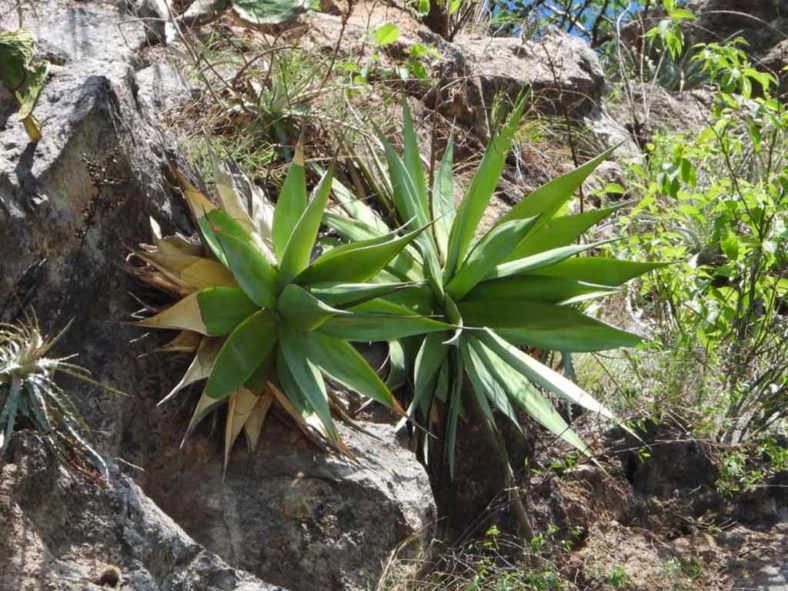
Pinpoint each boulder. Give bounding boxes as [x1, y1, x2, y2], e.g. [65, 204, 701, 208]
[139, 417, 435, 591]
[0, 431, 282, 591]
[1, 4, 436, 591]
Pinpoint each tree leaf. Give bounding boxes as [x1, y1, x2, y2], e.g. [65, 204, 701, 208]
[205, 310, 278, 398]
[506, 203, 627, 261]
[138, 292, 208, 334]
[205, 210, 278, 308]
[308, 281, 414, 307]
[478, 329, 618, 422]
[373, 22, 401, 46]
[158, 338, 223, 405]
[278, 284, 342, 331]
[468, 334, 591, 455]
[432, 135, 455, 259]
[232, 0, 305, 26]
[488, 242, 607, 280]
[318, 299, 450, 341]
[297, 224, 429, 284]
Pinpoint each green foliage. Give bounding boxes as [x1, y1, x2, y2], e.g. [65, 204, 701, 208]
[0, 317, 106, 473]
[716, 437, 787, 497]
[328, 99, 654, 475]
[615, 39, 787, 441]
[131, 150, 444, 468]
[0, 30, 47, 140]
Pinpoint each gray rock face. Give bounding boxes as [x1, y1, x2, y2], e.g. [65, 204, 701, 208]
[0, 432, 282, 591]
[1, 3, 436, 591]
[140, 419, 435, 591]
[455, 30, 606, 116]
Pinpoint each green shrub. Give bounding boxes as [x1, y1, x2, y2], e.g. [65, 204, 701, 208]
[326, 99, 658, 474]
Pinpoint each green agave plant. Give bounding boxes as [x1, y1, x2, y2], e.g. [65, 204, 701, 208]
[0, 30, 47, 141]
[326, 100, 664, 474]
[131, 149, 448, 467]
[0, 316, 106, 474]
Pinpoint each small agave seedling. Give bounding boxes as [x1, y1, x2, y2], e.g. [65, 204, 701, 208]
[0, 316, 106, 473]
[326, 100, 664, 474]
[131, 150, 448, 467]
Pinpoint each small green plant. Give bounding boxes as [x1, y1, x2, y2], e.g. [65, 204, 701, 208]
[329, 99, 659, 478]
[130, 149, 444, 468]
[0, 30, 47, 140]
[0, 317, 106, 472]
[603, 565, 630, 588]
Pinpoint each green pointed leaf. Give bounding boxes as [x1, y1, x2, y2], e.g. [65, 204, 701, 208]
[413, 332, 449, 415]
[197, 286, 259, 336]
[444, 97, 527, 277]
[469, 334, 591, 455]
[204, 210, 277, 308]
[465, 275, 616, 305]
[460, 300, 641, 352]
[478, 328, 617, 422]
[488, 242, 608, 280]
[460, 337, 516, 428]
[305, 332, 400, 411]
[322, 212, 423, 281]
[308, 281, 414, 307]
[206, 310, 278, 398]
[273, 145, 306, 258]
[432, 136, 455, 259]
[446, 217, 537, 299]
[280, 329, 337, 438]
[498, 148, 614, 232]
[278, 284, 342, 331]
[506, 203, 628, 261]
[297, 224, 429, 285]
[535, 258, 670, 287]
[329, 174, 390, 233]
[318, 299, 450, 341]
[402, 100, 429, 215]
[280, 166, 333, 283]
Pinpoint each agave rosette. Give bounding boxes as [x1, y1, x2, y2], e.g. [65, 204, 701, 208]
[131, 149, 449, 467]
[327, 101, 664, 472]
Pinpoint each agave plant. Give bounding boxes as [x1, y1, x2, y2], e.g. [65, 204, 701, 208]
[0, 30, 47, 140]
[326, 100, 663, 474]
[0, 316, 106, 473]
[131, 150, 448, 467]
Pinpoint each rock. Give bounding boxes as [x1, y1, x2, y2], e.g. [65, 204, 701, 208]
[690, 0, 788, 54]
[1, 3, 436, 591]
[455, 30, 606, 118]
[139, 418, 435, 591]
[0, 431, 283, 591]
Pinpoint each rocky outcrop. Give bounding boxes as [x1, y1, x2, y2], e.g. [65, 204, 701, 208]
[143, 420, 434, 591]
[0, 432, 281, 591]
[1, 1, 435, 589]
